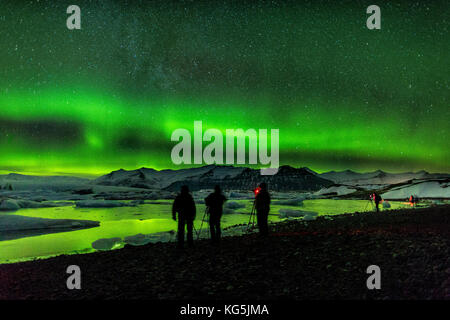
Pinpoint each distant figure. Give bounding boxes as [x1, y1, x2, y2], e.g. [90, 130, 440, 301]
[372, 192, 382, 212]
[172, 185, 196, 248]
[255, 182, 271, 236]
[205, 185, 227, 244]
[409, 195, 419, 206]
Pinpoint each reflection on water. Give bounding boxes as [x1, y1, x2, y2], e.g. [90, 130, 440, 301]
[0, 199, 413, 263]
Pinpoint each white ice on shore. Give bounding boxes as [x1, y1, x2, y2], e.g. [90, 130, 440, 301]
[381, 181, 450, 199]
[0, 215, 99, 232]
[314, 185, 357, 197]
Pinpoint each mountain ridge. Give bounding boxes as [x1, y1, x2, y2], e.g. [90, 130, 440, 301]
[93, 165, 334, 192]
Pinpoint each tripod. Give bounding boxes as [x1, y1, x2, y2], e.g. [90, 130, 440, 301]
[247, 200, 257, 232]
[196, 207, 209, 240]
[364, 199, 374, 211]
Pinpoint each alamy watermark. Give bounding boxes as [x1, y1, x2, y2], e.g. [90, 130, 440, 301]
[66, 265, 81, 290]
[170, 121, 279, 175]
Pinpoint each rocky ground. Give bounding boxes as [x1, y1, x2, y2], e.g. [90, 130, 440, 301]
[0, 205, 449, 300]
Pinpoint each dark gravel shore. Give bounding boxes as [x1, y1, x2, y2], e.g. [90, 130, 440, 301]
[1, 205, 449, 300]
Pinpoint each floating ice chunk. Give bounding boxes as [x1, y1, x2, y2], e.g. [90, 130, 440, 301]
[124, 233, 152, 246]
[314, 186, 357, 196]
[0, 199, 20, 211]
[124, 232, 176, 246]
[226, 201, 246, 209]
[279, 209, 318, 219]
[303, 212, 318, 221]
[16, 200, 60, 209]
[92, 237, 122, 250]
[0, 215, 99, 231]
[75, 200, 134, 208]
[279, 209, 306, 218]
[228, 192, 248, 198]
[145, 232, 175, 243]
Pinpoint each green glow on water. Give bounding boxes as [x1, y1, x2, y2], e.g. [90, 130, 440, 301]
[0, 199, 413, 264]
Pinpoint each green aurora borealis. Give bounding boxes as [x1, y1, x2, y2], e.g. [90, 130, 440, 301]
[0, 0, 448, 177]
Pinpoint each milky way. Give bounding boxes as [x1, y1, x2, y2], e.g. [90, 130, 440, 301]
[0, 0, 448, 176]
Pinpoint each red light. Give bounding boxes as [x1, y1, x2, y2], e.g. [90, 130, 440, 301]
[254, 187, 261, 196]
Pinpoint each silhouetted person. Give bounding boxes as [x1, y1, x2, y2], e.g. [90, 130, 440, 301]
[373, 192, 382, 212]
[410, 195, 419, 206]
[172, 185, 196, 248]
[255, 182, 271, 236]
[205, 185, 227, 244]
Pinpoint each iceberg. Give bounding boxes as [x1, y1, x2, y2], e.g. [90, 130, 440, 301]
[124, 231, 176, 246]
[0, 215, 99, 232]
[0, 199, 20, 211]
[382, 201, 391, 208]
[92, 237, 122, 250]
[279, 209, 318, 219]
[225, 201, 246, 209]
[124, 233, 152, 246]
[75, 200, 136, 208]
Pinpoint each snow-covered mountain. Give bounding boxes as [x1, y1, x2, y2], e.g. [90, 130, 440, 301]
[0, 173, 90, 191]
[93, 165, 334, 192]
[319, 169, 449, 186]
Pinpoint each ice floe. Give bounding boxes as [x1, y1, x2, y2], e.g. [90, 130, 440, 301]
[225, 201, 246, 209]
[0, 215, 99, 232]
[91, 237, 122, 250]
[75, 200, 137, 208]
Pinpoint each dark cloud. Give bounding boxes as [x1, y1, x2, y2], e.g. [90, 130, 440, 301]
[0, 118, 82, 147]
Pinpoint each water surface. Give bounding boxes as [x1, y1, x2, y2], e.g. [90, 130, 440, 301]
[0, 199, 413, 263]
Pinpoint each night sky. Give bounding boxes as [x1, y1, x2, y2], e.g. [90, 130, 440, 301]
[0, 0, 448, 177]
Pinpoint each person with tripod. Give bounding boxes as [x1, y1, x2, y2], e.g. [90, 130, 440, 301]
[172, 185, 196, 249]
[255, 182, 271, 237]
[204, 185, 227, 244]
[372, 192, 382, 212]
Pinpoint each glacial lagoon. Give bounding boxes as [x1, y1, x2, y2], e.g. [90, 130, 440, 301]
[0, 199, 416, 263]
